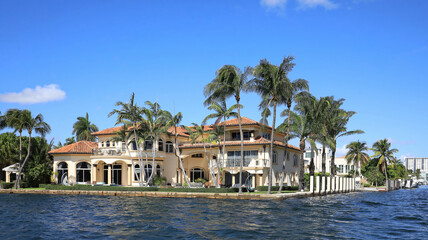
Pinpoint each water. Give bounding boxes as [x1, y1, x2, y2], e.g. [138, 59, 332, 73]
[0, 187, 427, 239]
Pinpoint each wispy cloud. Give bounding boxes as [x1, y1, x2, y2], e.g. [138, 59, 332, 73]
[0, 84, 66, 104]
[297, 0, 338, 9]
[387, 137, 415, 145]
[335, 144, 348, 157]
[260, 0, 288, 9]
[260, 0, 337, 10]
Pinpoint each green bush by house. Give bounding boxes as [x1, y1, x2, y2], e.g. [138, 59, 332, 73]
[256, 186, 298, 191]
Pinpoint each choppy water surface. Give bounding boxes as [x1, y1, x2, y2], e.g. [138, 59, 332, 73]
[0, 187, 427, 239]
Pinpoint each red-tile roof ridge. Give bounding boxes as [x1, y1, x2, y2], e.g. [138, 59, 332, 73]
[49, 141, 98, 154]
[215, 117, 286, 136]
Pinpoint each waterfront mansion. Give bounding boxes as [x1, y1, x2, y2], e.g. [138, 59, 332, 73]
[49, 117, 303, 188]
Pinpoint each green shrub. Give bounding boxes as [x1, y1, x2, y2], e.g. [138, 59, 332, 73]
[41, 185, 159, 192]
[153, 176, 167, 186]
[158, 187, 239, 193]
[194, 178, 207, 184]
[256, 186, 298, 191]
[1, 181, 15, 189]
[363, 183, 371, 187]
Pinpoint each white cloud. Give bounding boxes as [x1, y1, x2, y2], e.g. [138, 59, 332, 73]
[297, 0, 338, 9]
[335, 144, 348, 157]
[260, 0, 288, 8]
[0, 84, 66, 104]
[387, 137, 415, 145]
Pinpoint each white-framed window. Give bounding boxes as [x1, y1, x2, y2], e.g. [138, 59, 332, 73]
[166, 141, 174, 153]
[158, 139, 164, 151]
[263, 133, 271, 140]
[57, 162, 68, 184]
[338, 165, 344, 173]
[144, 140, 153, 150]
[305, 152, 311, 158]
[76, 162, 91, 183]
[122, 142, 126, 152]
[106, 141, 110, 147]
[134, 164, 141, 181]
[192, 153, 203, 158]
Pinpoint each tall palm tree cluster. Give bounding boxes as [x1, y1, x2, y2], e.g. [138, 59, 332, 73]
[202, 56, 389, 194]
[0, 109, 51, 189]
[108, 93, 189, 187]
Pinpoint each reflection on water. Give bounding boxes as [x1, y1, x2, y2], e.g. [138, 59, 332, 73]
[0, 186, 427, 239]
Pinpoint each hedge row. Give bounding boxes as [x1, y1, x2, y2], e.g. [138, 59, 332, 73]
[1, 181, 28, 189]
[256, 186, 299, 191]
[158, 187, 239, 193]
[38, 184, 240, 193]
[40, 184, 158, 192]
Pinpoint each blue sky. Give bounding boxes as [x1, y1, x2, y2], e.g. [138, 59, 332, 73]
[0, 0, 427, 160]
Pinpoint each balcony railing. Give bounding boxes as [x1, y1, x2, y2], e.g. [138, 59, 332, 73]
[92, 148, 123, 156]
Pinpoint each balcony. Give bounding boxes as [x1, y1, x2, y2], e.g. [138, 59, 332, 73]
[92, 148, 123, 156]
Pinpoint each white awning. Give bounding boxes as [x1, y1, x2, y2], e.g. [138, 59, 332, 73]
[2, 163, 20, 173]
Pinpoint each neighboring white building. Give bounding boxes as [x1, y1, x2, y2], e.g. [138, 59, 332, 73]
[303, 148, 331, 174]
[303, 149, 361, 176]
[404, 157, 428, 182]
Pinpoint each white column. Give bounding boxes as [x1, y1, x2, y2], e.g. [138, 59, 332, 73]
[107, 164, 112, 185]
[6, 172, 10, 183]
[326, 176, 331, 193]
[346, 178, 349, 192]
[91, 164, 97, 185]
[310, 175, 314, 193]
[352, 178, 355, 191]
[339, 177, 342, 192]
[315, 176, 320, 193]
[128, 164, 132, 186]
[321, 176, 326, 194]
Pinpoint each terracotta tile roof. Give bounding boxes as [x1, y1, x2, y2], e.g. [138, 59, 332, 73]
[216, 117, 286, 136]
[92, 126, 123, 136]
[179, 136, 301, 151]
[49, 141, 98, 154]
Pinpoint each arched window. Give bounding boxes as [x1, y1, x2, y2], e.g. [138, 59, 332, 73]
[293, 154, 298, 167]
[156, 164, 161, 176]
[76, 162, 91, 183]
[57, 162, 68, 184]
[190, 168, 205, 182]
[122, 141, 126, 152]
[101, 142, 104, 147]
[134, 164, 141, 181]
[144, 140, 153, 150]
[166, 141, 173, 153]
[106, 141, 110, 147]
[158, 139, 164, 151]
[131, 141, 137, 151]
[144, 164, 152, 181]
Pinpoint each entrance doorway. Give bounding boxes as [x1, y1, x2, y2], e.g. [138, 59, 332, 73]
[112, 164, 122, 185]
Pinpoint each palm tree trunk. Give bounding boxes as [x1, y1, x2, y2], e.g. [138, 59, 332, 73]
[309, 145, 315, 176]
[222, 116, 226, 184]
[132, 124, 144, 186]
[237, 99, 244, 194]
[298, 139, 306, 191]
[15, 133, 32, 189]
[174, 127, 191, 188]
[278, 105, 292, 193]
[268, 102, 277, 194]
[216, 143, 222, 188]
[321, 143, 326, 177]
[384, 161, 389, 191]
[147, 137, 157, 185]
[330, 148, 336, 192]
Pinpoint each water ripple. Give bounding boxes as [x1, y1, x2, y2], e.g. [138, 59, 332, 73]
[0, 186, 427, 239]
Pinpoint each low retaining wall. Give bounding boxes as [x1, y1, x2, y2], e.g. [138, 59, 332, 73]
[0, 189, 339, 200]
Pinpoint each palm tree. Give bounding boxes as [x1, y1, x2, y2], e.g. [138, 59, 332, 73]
[111, 125, 142, 183]
[164, 111, 192, 188]
[203, 98, 239, 178]
[72, 112, 99, 141]
[326, 98, 363, 179]
[4, 109, 27, 172]
[108, 93, 145, 186]
[207, 125, 225, 188]
[15, 110, 51, 189]
[204, 65, 252, 194]
[0, 111, 6, 130]
[141, 101, 170, 185]
[251, 56, 308, 194]
[371, 139, 398, 191]
[184, 123, 218, 186]
[278, 110, 311, 191]
[345, 141, 369, 178]
[65, 137, 76, 145]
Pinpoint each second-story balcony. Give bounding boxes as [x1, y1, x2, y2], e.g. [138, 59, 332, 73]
[92, 148, 123, 156]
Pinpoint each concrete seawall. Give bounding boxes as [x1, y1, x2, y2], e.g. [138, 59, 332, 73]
[0, 189, 348, 200]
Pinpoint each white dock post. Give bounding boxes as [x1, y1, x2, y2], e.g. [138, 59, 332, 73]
[321, 176, 326, 194]
[345, 178, 349, 192]
[326, 176, 331, 193]
[339, 177, 343, 192]
[316, 176, 320, 194]
[310, 175, 314, 193]
[335, 176, 339, 192]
